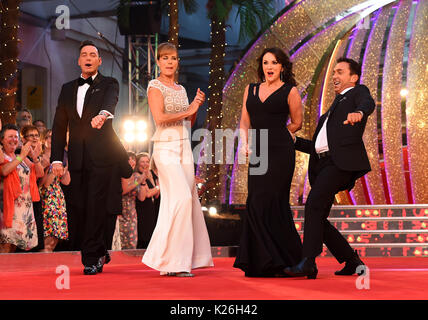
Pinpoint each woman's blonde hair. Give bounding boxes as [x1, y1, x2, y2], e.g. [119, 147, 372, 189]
[157, 42, 178, 60]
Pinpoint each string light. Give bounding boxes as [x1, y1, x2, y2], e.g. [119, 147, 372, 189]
[0, 0, 21, 123]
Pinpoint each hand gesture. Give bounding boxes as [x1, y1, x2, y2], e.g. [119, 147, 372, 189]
[91, 114, 107, 129]
[30, 142, 42, 159]
[134, 172, 145, 184]
[19, 141, 32, 159]
[189, 88, 205, 112]
[343, 112, 363, 126]
[52, 162, 64, 177]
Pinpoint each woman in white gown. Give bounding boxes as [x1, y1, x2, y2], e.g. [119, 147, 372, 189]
[142, 43, 213, 277]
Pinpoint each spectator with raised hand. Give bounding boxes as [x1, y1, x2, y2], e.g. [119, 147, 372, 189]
[0, 124, 42, 252]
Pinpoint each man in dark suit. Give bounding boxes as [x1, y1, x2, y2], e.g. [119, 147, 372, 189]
[284, 57, 375, 279]
[51, 40, 132, 275]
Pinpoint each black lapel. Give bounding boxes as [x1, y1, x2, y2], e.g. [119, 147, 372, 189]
[72, 79, 80, 119]
[326, 94, 344, 117]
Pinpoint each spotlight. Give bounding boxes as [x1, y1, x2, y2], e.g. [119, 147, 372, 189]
[124, 132, 135, 143]
[136, 120, 147, 131]
[400, 88, 408, 97]
[208, 206, 217, 216]
[124, 120, 135, 131]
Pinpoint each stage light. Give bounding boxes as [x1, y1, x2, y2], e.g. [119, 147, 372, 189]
[208, 206, 217, 216]
[400, 88, 409, 97]
[136, 120, 147, 131]
[121, 117, 149, 151]
[197, 183, 203, 189]
[124, 132, 135, 143]
[124, 119, 135, 131]
[201, 206, 208, 211]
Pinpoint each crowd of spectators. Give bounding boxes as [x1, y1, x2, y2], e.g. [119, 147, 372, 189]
[0, 108, 160, 253]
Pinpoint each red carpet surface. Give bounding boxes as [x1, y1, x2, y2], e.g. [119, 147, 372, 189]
[0, 252, 427, 300]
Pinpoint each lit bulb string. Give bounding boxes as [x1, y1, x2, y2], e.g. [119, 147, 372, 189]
[0, 5, 20, 13]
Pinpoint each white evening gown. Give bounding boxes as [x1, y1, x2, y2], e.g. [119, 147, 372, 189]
[141, 79, 213, 273]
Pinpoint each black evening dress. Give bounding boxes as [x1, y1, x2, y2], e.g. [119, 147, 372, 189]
[136, 170, 160, 249]
[233, 83, 303, 277]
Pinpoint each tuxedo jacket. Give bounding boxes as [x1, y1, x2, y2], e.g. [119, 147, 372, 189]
[295, 84, 375, 191]
[51, 73, 131, 174]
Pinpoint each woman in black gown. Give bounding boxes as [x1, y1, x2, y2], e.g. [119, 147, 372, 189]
[233, 47, 303, 277]
[135, 153, 160, 249]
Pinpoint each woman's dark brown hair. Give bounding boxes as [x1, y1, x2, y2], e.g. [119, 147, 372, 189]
[257, 47, 297, 86]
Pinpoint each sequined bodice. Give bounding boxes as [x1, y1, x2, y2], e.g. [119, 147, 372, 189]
[147, 79, 189, 127]
[147, 79, 191, 142]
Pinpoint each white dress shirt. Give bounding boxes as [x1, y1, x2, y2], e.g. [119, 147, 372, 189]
[315, 87, 354, 154]
[77, 73, 114, 119]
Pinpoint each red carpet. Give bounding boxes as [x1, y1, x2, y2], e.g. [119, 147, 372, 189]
[0, 252, 427, 300]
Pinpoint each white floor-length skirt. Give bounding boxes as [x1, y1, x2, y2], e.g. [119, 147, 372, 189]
[142, 138, 214, 273]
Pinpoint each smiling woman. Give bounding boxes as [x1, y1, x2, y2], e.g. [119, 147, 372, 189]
[234, 47, 303, 277]
[0, 124, 41, 253]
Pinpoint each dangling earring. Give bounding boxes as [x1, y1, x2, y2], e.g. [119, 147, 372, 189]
[280, 72, 283, 82]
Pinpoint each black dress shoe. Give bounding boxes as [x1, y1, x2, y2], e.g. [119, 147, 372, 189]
[105, 251, 111, 264]
[283, 257, 318, 279]
[83, 265, 98, 275]
[96, 256, 106, 273]
[335, 250, 365, 276]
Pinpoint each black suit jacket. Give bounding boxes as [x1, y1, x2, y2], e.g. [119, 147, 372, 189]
[51, 73, 130, 173]
[295, 84, 375, 191]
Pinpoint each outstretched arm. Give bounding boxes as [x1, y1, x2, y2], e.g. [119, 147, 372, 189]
[344, 85, 376, 126]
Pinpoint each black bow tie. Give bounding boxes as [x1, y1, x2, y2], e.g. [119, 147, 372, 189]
[78, 77, 93, 86]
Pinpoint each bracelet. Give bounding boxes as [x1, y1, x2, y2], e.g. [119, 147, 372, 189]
[16, 156, 23, 162]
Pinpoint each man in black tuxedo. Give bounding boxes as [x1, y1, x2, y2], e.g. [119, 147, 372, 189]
[284, 57, 375, 279]
[51, 40, 132, 275]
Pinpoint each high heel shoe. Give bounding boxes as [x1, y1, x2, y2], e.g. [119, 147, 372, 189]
[283, 257, 318, 279]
